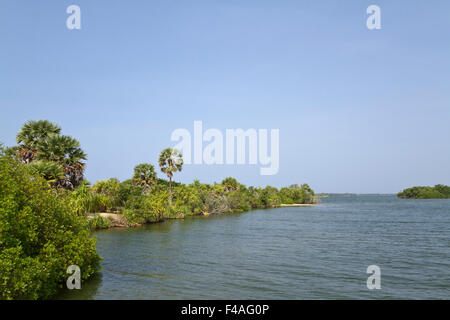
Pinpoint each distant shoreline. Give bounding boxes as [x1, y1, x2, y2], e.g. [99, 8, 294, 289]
[317, 193, 395, 196]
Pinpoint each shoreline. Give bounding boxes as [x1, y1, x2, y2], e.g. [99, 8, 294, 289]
[88, 202, 317, 230]
[280, 203, 315, 207]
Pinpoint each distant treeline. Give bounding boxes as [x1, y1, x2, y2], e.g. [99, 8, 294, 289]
[397, 185, 450, 199]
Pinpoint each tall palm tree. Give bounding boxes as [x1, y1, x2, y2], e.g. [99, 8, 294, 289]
[36, 134, 87, 189]
[37, 134, 85, 162]
[158, 148, 183, 203]
[16, 120, 61, 163]
[12, 120, 87, 190]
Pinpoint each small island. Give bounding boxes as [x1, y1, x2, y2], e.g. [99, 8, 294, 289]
[397, 185, 450, 199]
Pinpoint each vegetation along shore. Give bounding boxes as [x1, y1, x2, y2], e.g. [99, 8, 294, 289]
[0, 120, 316, 299]
[397, 185, 450, 199]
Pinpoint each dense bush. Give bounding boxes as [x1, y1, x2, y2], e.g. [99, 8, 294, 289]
[398, 185, 450, 199]
[172, 184, 206, 216]
[67, 181, 108, 214]
[123, 188, 169, 224]
[279, 184, 315, 204]
[87, 215, 112, 230]
[92, 178, 121, 212]
[0, 150, 101, 299]
[120, 177, 316, 222]
[118, 179, 145, 206]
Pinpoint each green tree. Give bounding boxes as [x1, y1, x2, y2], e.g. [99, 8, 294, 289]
[131, 163, 157, 193]
[12, 120, 87, 190]
[221, 177, 240, 192]
[15, 120, 61, 163]
[158, 148, 183, 203]
[118, 179, 145, 206]
[434, 184, 450, 197]
[36, 133, 87, 189]
[0, 149, 100, 299]
[92, 178, 121, 212]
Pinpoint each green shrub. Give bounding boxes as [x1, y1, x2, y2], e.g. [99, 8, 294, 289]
[172, 184, 205, 216]
[434, 184, 450, 197]
[92, 178, 121, 211]
[123, 189, 169, 224]
[88, 215, 112, 230]
[118, 179, 145, 206]
[0, 150, 101, 299]
[67, 182, 111, 214]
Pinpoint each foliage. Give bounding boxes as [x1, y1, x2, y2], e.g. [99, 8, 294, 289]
[67, 181, 109, 215]
[10, 120, 87, 190]
[131, 163, 157, 193]
[0, 150, 100, 300]
[87, 215, 112, 230]
[93, 178, 120, 197]
[398, 185, 450, 199]
[158, 148, 183, 180]
[120, 169, 316, 222]
[118, 179, 145, 206]
[15, 120, 61, 163]
[28, 161, 65, 185]
[158, 148, 183, 202]
[205, 193, 232, 214]
[92, 178, 121, 211]
[35, 133, 87, 189]
[172, 184, 206, 216]
[279, 184, 315, 204]
[123, 189, 169, 224]
[221, 177, 239, 192]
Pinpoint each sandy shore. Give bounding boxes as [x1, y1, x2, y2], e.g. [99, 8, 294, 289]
[280, 203, 315, 207]
[88, 203, 316, 230]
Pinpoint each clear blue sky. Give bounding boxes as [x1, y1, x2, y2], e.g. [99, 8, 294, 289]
[1, 0, 449, 193]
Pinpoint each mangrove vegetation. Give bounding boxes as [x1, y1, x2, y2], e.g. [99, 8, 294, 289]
[397, 185, 450, 199]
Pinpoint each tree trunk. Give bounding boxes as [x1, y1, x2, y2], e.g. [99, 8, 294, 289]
[169, 177, 172, 205]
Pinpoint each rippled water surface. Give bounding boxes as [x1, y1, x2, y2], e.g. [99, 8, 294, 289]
[59, 195, 450, 299]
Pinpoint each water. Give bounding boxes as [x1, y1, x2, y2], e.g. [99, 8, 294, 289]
[58, 195, 450, 299]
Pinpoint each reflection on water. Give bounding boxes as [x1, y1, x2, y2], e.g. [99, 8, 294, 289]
[57, 195, 450, 299]
[58, 272, 103, 300]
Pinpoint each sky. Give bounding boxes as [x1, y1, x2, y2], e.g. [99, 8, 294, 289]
[1, 0, 449, 193]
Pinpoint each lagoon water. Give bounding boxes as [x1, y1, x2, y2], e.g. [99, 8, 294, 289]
[58, 195, 450, 299]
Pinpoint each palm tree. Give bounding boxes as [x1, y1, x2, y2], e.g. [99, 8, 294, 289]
[15, 120, 61, 163]
[221, 177, 240, 192]
[158, 148, 183, 203]
[12, 120, 87, 190]
[36, 134, 87, 190]
[132, 163, 157, 193]
[28, 161, 65, 186]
